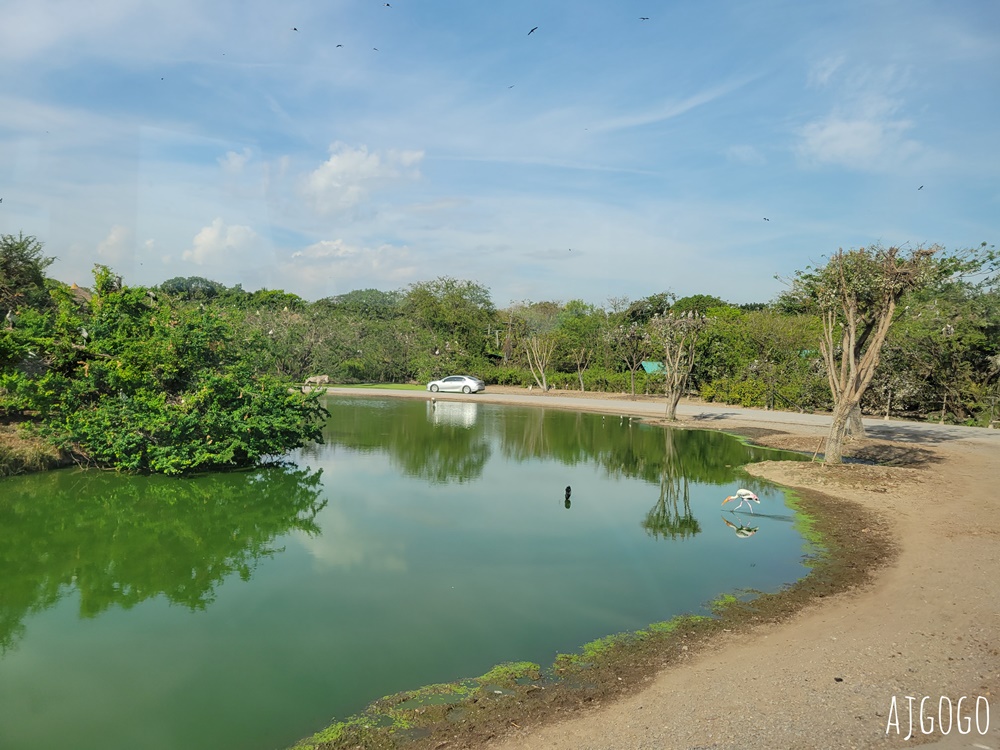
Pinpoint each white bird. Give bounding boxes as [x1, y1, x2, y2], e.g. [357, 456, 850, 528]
[722, 488, 759, 513]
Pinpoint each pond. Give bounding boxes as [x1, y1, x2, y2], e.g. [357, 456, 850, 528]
[0, 397, 812, 750]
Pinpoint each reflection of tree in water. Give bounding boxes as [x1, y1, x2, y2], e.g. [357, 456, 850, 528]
[0, 465, 325, 655]
[641, 429, 702, 541]
[320, 398, 491, 484]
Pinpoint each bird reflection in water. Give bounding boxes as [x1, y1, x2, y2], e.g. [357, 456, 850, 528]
[722, 515, 759, 539]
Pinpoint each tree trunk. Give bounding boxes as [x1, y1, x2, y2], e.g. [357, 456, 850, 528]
[629, 369, 636, 400]
[577, 366, 585, 392]
[848, 403, 866, 440]
[664, 388, 683, 421]
[825, 400, 855, 464]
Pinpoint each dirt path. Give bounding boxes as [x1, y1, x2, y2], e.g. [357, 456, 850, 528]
[323, 387, 1000, 749]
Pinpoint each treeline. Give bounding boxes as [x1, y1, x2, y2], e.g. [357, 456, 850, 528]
[147, 260, 998, 427]
[3, 234, 999, 440]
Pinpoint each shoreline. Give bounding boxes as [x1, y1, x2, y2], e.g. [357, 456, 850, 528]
[298, 388, 1000, 749]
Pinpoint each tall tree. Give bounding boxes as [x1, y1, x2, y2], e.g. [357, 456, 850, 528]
[556, 300, 605, 391]
[513, 301, 561, 391]
[648, 311, 708, 420]
[789, 245, 939, 463]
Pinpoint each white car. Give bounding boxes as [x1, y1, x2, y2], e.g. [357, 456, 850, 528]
[427, 375, 486, 394]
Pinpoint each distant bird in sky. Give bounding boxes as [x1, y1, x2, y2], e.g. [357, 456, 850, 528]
[373, 47, 379, 51]
[384, 2, 391, 6]
[763, 217, 769, 221]
[918, 185, 924, 190]
[292, 27, 298, 31]
[336, 44, 343, 47]
[640, 17, 650, 20]
[508, 84, 515, 88]
[722, 489, 760, 514]
[528, 26, 538, 35]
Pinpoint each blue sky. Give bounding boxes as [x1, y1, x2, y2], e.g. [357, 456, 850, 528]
[1, 0, 997, 308]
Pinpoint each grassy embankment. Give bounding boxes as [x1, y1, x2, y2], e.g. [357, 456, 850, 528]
[0, 421, 68, 477]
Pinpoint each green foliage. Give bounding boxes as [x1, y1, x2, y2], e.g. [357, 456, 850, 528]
[0, 232, 54, 311]
[3, 263, 328, 474]
[46, 369, 327, 475]
[671, 294, 728, 315]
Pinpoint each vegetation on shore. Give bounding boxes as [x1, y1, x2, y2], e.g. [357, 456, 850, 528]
[2, 232, 997, 475]
[1, 235, 327, 475]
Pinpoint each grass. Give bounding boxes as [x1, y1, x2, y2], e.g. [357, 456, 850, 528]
[0, 422, 66, 477]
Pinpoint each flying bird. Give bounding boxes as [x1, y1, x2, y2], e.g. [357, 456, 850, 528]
[336, 44, 343, 47]
[918, 185, 924, 190]
[292, 27, 298, 31]
[528, 26, 538, 35]
[763, 217, 769, 221]
[722, 489, 760, 513]
[640, 17, 650, 20]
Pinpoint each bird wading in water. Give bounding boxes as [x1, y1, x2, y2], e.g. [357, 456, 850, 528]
[722, 488, 759, 513]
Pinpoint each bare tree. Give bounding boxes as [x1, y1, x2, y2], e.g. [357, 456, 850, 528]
[806, 245, 939, 463]
[648, 311, 708, 420]
[513, 301, 561, 391]
[607, 320, 649, 400]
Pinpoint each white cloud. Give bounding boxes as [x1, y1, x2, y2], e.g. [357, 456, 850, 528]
[301, 142, 424, 215]
[796, 66, 921, 171]
[796, 106, 918, 170]
[182, 217, 263, 266]
[97, 224, 132, 264]
[283, 238, 418, 295]
[218, 147, 251, 174]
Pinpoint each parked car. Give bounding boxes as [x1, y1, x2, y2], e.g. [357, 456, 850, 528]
[426, 375, 486, 394]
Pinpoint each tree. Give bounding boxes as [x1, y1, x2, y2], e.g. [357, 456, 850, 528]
[513, 301, 561, 391]
[624, 291, 674, 325]
[648, 311, 708, 420]
[0, 233, 54, 312]
[790, 245, 939, 463]
[13, 265, 328, 474]
[556, 300, 605, 391]
[607, 320, 649, 400]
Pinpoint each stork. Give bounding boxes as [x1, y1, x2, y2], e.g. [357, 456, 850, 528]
[722, 488, 759, 513]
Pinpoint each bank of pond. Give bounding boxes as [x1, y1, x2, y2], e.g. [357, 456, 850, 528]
[0, 397, 814, 750]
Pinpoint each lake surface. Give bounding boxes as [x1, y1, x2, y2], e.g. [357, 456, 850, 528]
[0, 397, 811, 750]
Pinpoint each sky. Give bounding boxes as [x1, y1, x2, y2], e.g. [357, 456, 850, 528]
[1, 0, 998, 309]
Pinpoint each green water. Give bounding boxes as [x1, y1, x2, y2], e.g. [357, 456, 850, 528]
[0, 398, 810, 750]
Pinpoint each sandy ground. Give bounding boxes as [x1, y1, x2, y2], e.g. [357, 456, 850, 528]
[322, 387, 1000, 750]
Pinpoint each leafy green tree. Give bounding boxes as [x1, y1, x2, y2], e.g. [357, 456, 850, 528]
[671, 294, 728, 315]
[0, 233, 54, 312]
[12, 265, 327, 474]
[556, 300, 605, 391]
[624, 291, 674, 325]
[403, 277, 496, 379]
